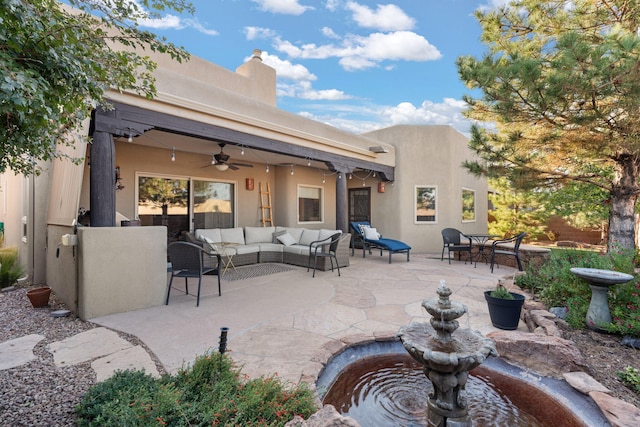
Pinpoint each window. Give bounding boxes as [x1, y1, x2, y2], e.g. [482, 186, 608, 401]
[415, 186, 437, 223]
[298, 185, 322, 223]
[462, 188, 476, 222]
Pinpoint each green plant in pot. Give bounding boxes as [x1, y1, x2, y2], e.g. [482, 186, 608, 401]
[0, 247, 24, 290]
[484, 283, 525, 330]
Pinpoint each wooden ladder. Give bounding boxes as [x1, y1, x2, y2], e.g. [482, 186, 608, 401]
[259, 182, 273, 226]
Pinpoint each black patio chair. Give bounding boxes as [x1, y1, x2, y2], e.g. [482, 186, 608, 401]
[308, 232, 342, 277]
[166, 241, 221, 306]
[441, 228, 474, 266]
[490, 232, 527, 273]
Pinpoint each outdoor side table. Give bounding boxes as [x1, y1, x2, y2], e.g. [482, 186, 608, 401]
[467, 234, 498, 264]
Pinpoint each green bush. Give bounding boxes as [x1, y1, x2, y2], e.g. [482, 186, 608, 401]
[515, 248, 639, 334]
[0, 247, 24, 288]
[75, 352, 317, 426]
[617, 366, 640, 395]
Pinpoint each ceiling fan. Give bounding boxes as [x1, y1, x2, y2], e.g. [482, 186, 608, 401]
[204, 143, 254, 171]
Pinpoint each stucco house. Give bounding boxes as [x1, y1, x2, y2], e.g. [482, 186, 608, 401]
[1, 45, 487, 320]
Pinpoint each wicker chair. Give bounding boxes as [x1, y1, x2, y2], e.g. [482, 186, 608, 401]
[166, 242, 221, 306]
[308, 232, 342, 277]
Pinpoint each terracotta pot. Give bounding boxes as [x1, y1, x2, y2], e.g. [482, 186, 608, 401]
[27, 287, 51, 308]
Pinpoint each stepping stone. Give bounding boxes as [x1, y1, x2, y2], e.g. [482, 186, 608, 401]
[590, 390, 640, 427]
[46, 327, 133, 367]
[0, 334, 45, 370]
[92, 345, 160, 382]
[563, 371, 610, 394]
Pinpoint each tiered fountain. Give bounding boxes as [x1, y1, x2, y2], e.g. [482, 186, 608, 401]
[397, 280, 497, 426]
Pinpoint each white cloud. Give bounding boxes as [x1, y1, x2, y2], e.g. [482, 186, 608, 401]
[274, 30, 441, 71]
[245, 26, 278, 40]
[260, 52, 317, 81]
[346, 2, 416, 31]
[252, 0, 313, 15]
[295, 98, 473, 135]
[322, 27, 340, 39]
[325, 0, 341, 12]
[139, 15, 218, 36]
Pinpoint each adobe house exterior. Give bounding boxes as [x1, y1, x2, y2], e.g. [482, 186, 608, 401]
[2, 46, 488, 320]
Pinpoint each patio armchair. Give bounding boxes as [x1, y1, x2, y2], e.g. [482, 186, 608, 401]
[307, 232, 343, 277]
[490, 232, 527, 273]
[349, 221, 411, 263]
[441, 228, 474, 266]
[166, 241, 222, 306]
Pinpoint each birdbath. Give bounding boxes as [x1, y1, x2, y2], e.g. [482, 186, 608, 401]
[570, 268, 634, 331]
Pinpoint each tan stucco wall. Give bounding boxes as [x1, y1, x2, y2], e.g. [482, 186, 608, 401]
[273, 165, 338, 230]
[77, 226, 167, 320]
[363, 125, 488, 253]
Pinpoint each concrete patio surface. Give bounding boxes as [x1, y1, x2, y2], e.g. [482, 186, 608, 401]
[91, 253, 518, 383]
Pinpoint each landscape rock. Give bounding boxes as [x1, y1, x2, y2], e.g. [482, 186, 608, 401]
[589, 390, 640, 427]
[487, 330, 586, 378]
[563, 371, 610, 394]
[285, 405, 361, 427]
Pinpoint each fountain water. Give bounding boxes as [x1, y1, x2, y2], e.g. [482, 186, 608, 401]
[397, 280, 497, 426]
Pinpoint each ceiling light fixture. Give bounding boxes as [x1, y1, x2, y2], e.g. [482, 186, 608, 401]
[290, 165, 294, 175]
[241, 146, 245, 155]
[215, 164, 229, 171]
[171, 147, 176, 162]
[266, 163, 270, 173]
[127, 128, 133, 143]
[307, 158, 311, 166]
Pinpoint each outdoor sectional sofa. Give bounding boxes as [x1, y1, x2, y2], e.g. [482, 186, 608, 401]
[184, 226, 351, 271]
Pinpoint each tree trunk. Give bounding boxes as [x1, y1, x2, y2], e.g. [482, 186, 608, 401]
[607, 154, 640, 252]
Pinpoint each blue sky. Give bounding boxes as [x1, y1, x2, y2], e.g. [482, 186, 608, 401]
[139, 0, 507, 135]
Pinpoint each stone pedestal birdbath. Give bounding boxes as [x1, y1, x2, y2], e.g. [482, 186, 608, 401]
[570, 268, 634, 331]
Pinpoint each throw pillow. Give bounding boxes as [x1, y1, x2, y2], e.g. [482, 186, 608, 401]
[276, 232, 297, 246]
[364, 227, 380, 240]
[272, 230, 288, 243]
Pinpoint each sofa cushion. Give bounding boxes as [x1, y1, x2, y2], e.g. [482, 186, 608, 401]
[277, 233, 297, 246]
[195, 228, 222, 243]
[299, 229, 321, 246]
[245, 226, 276, 244]
[283, 244, 311, 255]
[235, 244, 260, 255]
[319, 229, 341, 240]
[276, 227, 304, 243]
[220, 227, 245, 244]
[257, 243, 284, 253]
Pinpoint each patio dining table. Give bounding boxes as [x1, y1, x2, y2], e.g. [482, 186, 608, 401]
[466, 234, 499, 264]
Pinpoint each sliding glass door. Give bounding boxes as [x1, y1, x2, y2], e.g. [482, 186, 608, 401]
[192, 179, 235, 229]
[137, 175, 235, 241]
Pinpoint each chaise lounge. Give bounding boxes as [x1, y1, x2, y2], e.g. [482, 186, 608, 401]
[349, 221, 411, 263]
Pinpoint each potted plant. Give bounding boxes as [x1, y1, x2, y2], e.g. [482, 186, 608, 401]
[484, 283, 525, 330]
[0, 247, 25, 291]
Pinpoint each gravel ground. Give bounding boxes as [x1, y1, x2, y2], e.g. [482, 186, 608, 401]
[0, 285, 165, 426]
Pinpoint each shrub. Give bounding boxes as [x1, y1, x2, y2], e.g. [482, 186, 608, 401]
[75, 352, 317, 426]
[515, 247, 639, 334]
[0, 247, 24, 288]
[617, 366, 640, 395]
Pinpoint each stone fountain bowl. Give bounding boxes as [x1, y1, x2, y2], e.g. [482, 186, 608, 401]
[398, 323, 497, 374]
[570, 267, 634, 286]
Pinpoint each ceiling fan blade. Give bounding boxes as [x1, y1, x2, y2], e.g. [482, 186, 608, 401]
[228, 164, 239, 171]
[229, 162, 254, 168]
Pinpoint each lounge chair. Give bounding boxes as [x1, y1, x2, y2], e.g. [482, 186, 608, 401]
[349, 221, 411, 263]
